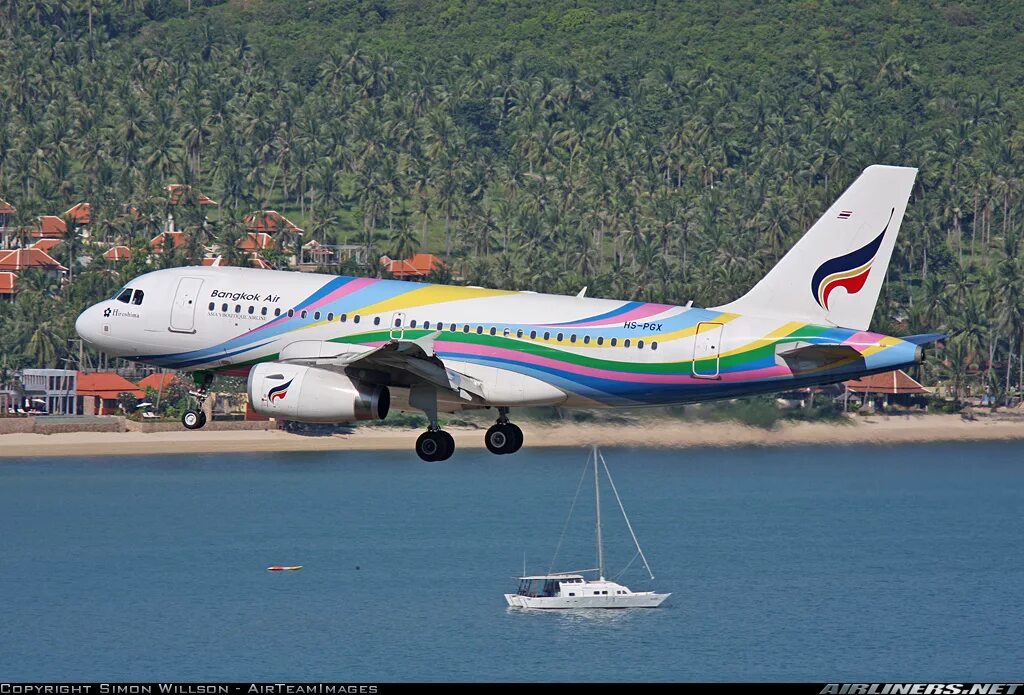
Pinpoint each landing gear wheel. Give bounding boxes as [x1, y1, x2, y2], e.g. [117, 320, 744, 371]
[485, 423, 522, 455]
[507, 423, 523, 454]
[182, 409, 206, 430]
[416, 431, 454, 462]
[438, 431, 455, 459]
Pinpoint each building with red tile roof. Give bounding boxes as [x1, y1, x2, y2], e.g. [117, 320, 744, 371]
[244, 210, 304, 235]
[150, 230, 187, 253]
[136, 372, 179, 395]
[0, 271, 16, 297]
[237, 232, 276, 251]
[380, 253, 444, 279]
[64, 202, 91, 225]
[103, 245, 131, 262]
[0, 247, 68, 273]
[844, 370, 930, 395]
[31, 238, 62, 253]
[31, 215, 67, 238]
[76, 371, 145, 415]
[166, 184, 218, 206]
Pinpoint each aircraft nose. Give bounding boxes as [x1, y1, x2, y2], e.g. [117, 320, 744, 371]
[75, 304, 103, 346]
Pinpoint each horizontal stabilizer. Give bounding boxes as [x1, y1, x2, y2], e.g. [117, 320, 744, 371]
[901, 333, 945, 346]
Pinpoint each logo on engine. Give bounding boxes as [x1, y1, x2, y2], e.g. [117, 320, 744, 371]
[268, 379, 293, 403]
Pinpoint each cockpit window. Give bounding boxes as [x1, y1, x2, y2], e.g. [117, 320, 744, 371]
[116, 288, 133, 303]
[131, 290, 144, 305]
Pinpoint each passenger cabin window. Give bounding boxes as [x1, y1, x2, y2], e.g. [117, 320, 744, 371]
[597, 337, 604, 345]
[263, 307, 269, 316]
[637, 340, 644, 349]
[248, 306, 254, 315]
[274, 308, 281, 317]
[208, 302, 215, 311]
[222, 303, 228, 312]
[374, 317, 381, 325]
[543, 332, 550, 340]
[651, 341, 658, 350]
[327, 312, 333, 321]
[624, 339, 632, 348]
[610, 338, 618, 346]
[463, 325, 470, 333]
[288, 309, 294, 318]
[477, 326, 484, 334]
[301, 311, 307, 319]
[131, 290, 144, 305]
[530, 330, 537, 339]
[341, 314, 347, 322]
[235, 304, 241, 313]
[353, 315, 360, 323]
[569, 334, 577, 343]
[583, 336, 590, 344]
[409, 320, 417, 328]
[516, 329, 524, 338]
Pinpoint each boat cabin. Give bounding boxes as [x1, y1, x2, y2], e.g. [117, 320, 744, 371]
[514, 574, 585, 598]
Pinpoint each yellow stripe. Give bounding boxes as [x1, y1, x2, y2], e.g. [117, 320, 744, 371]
[359, 284, 515, 316]
[718, 321, 807, 359]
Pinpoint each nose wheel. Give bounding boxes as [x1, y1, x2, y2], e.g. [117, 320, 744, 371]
[182, 371, 213, 430]
[182, 409, 207, 430]
[485, 409, 523, 455]
[416, 429, 455, 462]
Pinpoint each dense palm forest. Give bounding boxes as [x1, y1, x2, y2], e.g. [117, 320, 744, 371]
[1, 1, 1023, 404]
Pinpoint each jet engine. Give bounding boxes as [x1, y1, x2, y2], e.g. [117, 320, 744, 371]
[247, 363, 389, 422]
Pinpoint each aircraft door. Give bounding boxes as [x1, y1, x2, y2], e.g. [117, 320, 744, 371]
[692, 322, 724, 378]
[390, 312, 406, 340]
[169, 277, 204, 333]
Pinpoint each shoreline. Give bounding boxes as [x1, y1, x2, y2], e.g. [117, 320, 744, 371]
[1, 413, 1024, 458]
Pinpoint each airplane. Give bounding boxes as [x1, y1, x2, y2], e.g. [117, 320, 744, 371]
[76, 165, 939, 461]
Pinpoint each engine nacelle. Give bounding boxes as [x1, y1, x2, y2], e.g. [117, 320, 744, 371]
[248, 363, 389, 423]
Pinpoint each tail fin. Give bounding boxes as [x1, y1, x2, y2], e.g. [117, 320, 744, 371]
[714, 165, 917, 331]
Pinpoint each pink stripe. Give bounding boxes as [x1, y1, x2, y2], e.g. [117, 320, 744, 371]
[307, 277, 377, 312]
[436, 341, 791, 384]
[548, 303, 674, 328]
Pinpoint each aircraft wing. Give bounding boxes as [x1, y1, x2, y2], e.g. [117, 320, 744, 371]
[776, 343, 864, 373]
[277, 332, 485, 400]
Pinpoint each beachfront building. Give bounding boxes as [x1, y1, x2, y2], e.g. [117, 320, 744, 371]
[76, 372, 145, 416]
[20, 369, 78, 415]
[380, 253, 445, 280]
[844, 369, 930, 410]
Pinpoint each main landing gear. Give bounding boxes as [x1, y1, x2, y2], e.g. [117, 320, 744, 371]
[485, 408, 523, 456]
[415, 428, 455, 462]
[411, 384, 455, 462]
[182, 371, 212, 430]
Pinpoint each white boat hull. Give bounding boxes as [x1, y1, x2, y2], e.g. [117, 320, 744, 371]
[505, 591, 670, 609]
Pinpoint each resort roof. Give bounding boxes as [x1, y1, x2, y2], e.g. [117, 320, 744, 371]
[103, 245, 131, 261]
[64, 202, 92, 225]
[150, 231, 187, 252]
[0, 271, 17, 295]
[237, 232, 276, 251]
[166, 184, 218, 206]
[32, 215, 67, 238]
[136, 372, 179, 394]
[31, 238, 62, 253]
[76, 372, 145, 399]
[381, 253, 444, 278]
[244, 210, 303, 235]
[0, 199, 15, 215]
[0, 248, 68, 272]
[845, 370, 930, 395]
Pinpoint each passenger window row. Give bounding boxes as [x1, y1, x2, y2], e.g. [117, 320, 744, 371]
[204, 303, 659, 350]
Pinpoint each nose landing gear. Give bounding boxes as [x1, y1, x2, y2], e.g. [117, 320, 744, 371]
[182, 371, 213, 430]
[485, 408, 523, 455]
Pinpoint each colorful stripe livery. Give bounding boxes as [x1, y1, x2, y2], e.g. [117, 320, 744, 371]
[130, 267, 920, 409]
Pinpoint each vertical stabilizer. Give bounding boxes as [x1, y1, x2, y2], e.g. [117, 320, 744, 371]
[713, 165, 917, 331]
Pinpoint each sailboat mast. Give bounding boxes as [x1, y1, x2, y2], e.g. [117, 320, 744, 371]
[594, 445, 604, 580]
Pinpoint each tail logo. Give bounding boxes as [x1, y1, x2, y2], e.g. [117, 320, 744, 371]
[268, 379, 293, 403]
[811, 208, 894, 310]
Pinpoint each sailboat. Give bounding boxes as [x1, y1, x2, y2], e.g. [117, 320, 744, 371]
[505, 445, 670, 609]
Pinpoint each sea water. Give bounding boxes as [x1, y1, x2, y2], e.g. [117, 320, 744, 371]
[0, 442, 1021, 681]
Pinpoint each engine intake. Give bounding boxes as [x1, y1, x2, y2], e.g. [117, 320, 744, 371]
[248, 363, 389, 423]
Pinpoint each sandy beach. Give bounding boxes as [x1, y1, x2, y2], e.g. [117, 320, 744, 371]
[1, 413, 1023, 458]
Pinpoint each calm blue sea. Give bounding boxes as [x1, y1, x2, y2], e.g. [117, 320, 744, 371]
[1, 442, 1022, 681]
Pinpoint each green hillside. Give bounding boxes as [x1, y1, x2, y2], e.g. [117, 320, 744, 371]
[0, 1, 1022, 403]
